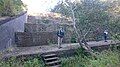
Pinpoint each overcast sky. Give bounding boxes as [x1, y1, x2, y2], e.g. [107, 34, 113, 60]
[21, 0, 61, 13]
[21, 0, 106, 13]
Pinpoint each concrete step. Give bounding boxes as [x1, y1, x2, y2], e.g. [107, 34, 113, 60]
[46, 60, 60, 65]
[49, 65, 61, 67]
[45, 57, 59, 61]
[42, 53, 61, 67]
[43, 54, 57, 58]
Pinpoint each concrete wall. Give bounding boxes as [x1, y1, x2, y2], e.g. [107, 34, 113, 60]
[15, 32, 57, 47]
[15, 23, 73, 47]
[0, 12, 27, 50]
[15, 31, 72, 47]
[24, 23, 73, 32]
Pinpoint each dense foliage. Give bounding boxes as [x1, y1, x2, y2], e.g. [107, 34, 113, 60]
[51, 0, 120, 40]
[0, 0, 25, 17]
[0, 56, 44, 67]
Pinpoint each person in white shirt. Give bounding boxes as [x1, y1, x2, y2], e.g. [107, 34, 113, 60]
[104, 30, 108, 42]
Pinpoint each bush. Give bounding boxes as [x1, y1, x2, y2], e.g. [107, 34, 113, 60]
[71, 31, 77, 43]
[0, 56, 44, 67]
[61, 50, 120, 67]
[113, 34, 120, 40]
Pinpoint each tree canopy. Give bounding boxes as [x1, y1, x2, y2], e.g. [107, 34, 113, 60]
[0, 0, 26, 17]
[51, 0, 120, 35]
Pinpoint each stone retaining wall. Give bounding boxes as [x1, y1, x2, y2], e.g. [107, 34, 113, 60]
[24, 23, 73, 32]
[15, 31, 73, 47]
[15, 32, 57, 47]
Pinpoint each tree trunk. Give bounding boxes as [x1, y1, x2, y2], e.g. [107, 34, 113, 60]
[70, 3, 92, 51]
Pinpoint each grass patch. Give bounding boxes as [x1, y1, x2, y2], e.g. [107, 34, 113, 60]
[0, 56, 44, 67]
[61, 49, 120, 67]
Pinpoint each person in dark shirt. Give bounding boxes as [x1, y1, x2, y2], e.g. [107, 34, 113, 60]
[95, 28, 100, 41]
[57, 26, 64, 49]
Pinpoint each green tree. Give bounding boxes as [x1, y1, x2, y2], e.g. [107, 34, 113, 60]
[106, 0, 120, 34]
[0, 0, 25, 17]
[52, 0, 109, 31]
[51, 0, 120, 50]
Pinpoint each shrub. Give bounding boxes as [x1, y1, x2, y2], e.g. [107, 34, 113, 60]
[61, 50, 120, 67]
[0, 56, 44, 67]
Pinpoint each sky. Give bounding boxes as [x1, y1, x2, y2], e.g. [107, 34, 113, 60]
[21, 0, 107, 13]
[21, 0, 60, 13]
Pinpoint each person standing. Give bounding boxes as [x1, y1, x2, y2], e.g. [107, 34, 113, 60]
[95, 28, 100, 41]
[104, 30, 108, 42]
[57, 27, 64, 49]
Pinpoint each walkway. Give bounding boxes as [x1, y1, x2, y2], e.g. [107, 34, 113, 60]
[1, 40, 120, 58]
